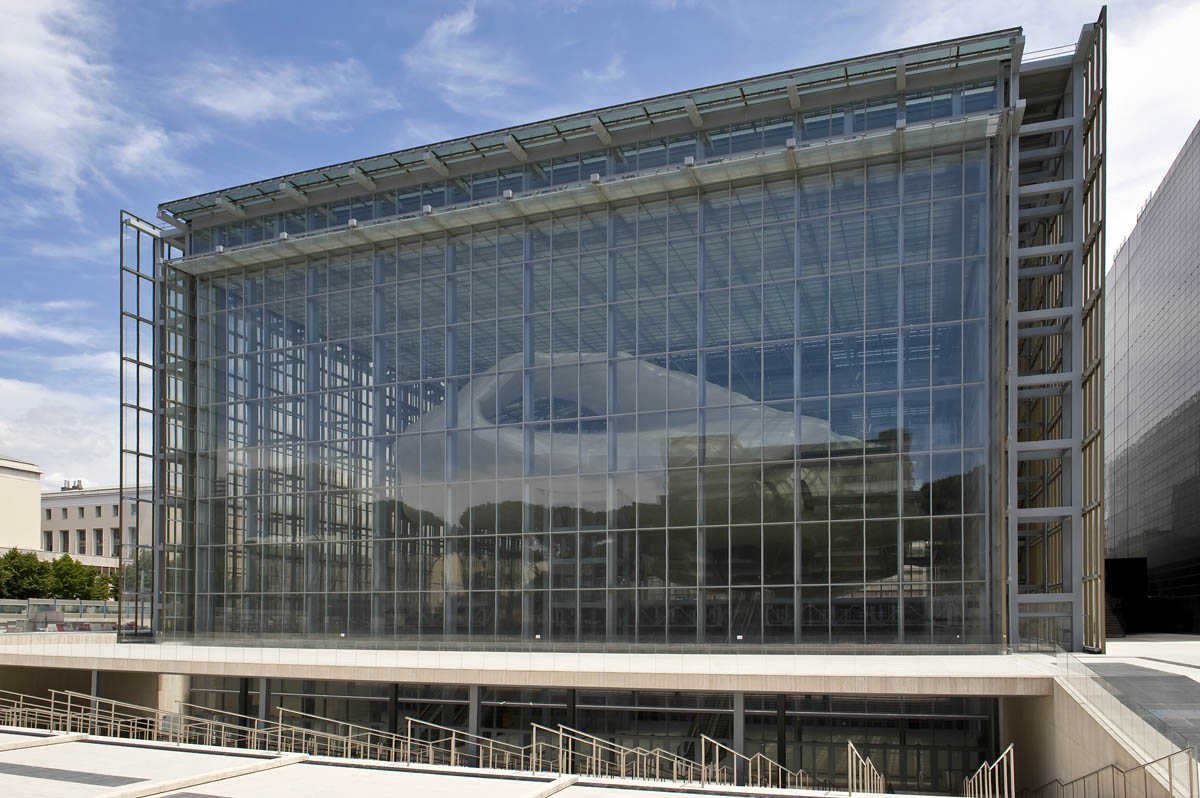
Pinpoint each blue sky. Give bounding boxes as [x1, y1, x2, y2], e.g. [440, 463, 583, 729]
[0, 0, 1196, 488]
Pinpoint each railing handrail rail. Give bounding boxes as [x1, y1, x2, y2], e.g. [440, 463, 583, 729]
[53, 689, 162, 717]
[1021, 745, 1195, 798]
[176, 701, 277, 727]
[848, 739, 889, 794]
[0, 688, 55, 705]
[277, 707, 393, 745]
[545, 723, 634, 757]
[277, 705, 404, 742]
[963, 742, 1014, 798]
[700, 733, 749, 763]
[408, 715, 527, 753]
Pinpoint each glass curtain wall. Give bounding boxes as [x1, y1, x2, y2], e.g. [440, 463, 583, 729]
[190, 144, 992, 647]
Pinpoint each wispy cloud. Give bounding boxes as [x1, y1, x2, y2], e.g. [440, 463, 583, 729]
[36, 300, 93, 311]
[0, 0, 193, 222]
[877, 0, 1199, 259]
[581, 53, 626, 83]
[46, 350, 118, 376]
[172, 56, 399, 125]
[31, 235, 118, 265]
[0, 376, 118, 488]
[0, 305, 100, 347]
[402, 2, 531, 118]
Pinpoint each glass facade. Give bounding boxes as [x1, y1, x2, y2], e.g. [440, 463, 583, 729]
[189, 141, 996, 646]
[1105, 120, 1200, 631]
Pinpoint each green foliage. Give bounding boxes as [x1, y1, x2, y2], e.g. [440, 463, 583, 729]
[0, 549, 113, 601]
[0, 549, 50, 599]
[48, 555, 111, 600]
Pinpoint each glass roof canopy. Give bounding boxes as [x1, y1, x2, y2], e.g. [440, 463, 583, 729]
[160, 28, 1019, 222]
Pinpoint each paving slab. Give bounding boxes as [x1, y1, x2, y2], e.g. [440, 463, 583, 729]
[158, 761, 557, 798]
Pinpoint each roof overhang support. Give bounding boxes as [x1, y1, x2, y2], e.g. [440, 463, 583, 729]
[422, 204, 448, 231]
[786, 81, 802, 111]
[349, 167, 376, 191]
[279, 181, 308, 206]
[504, 135, 529, 163]
[156, 209, 189, 234]
[896, 57, 907, 92]
[589, 172, 611, 200]
[275, 232, 301, 257]
[424, 151, 451, 178]
[589, 117, 613, 146]
[685, 99, 703, 129]
[215, 196, 246, 219]
[345, 217, 374, 244]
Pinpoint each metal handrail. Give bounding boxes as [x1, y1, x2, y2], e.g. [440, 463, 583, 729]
[1020, 747, 1196, 798]
[0, 686, 873, 794]
[406, 715, 532, 771]
[277, 706, 410, 762]
[701, 733, 818, 790]
[848, 739, 889, 794]
[546, 722, 703, 782]
[50, 690, 169, 741]
[0, 689, 61, 731]
[964, 743, 1015, 798]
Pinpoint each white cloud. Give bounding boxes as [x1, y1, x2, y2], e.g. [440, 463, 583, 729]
[0, 306, 99, 347]
[1105, 1, 1200, 255]
[36, 300, 94, 311]
[0, 376, 118, 489]
[31, 235, 118, 265]
[184, 0, 237, 9]
[876, 0, 1200, 262]
[581, 53, 626, 83]
[0, 0, 193, 221]
[46, 350, 119, 376]
[402, 2, 532, 117]
[172, 57, 399, 125]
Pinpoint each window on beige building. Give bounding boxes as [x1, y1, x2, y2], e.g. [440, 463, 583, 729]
[111, 528, 120, 557]
[44, 509, 51, 521]
[76, 530, 86, 555]
[59, 531, 68, 552]
[43, 531, 52, 551]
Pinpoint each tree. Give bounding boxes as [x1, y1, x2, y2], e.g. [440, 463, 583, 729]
[47, 555, 111, 601]
[0, 549, 51, 599]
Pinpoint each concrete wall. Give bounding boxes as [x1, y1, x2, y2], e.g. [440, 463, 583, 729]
[0, 664, 188, 715]
[0, 458, 43, 551]
[1001, 682, 1156, 794]
[0, 664, 90, 696]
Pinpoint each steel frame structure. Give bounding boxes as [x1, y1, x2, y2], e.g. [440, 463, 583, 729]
[1005, 8, 1105, 651]
[119, 211, 187, 636]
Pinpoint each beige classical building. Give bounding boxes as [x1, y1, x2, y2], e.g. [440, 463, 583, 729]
[0, 455, 43, 552]
[38, 484, 152, 571]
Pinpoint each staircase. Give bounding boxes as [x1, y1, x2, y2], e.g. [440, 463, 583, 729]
[1105, 597, 1125, 640]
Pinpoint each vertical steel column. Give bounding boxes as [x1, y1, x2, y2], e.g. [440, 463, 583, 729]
[468, 684, 481, 738]
[733, 691, 745, 784]
[258, 678, 271, 722]
[776, 693, 787, 768]
[1005, 45, 1023, 648]
[387, 684, 399, 734]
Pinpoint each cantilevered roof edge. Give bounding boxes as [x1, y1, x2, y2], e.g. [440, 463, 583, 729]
[160, 25, 1020, 218]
